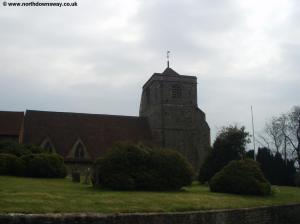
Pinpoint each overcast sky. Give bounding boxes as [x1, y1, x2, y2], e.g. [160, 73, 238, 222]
[0, 0, 299, 144]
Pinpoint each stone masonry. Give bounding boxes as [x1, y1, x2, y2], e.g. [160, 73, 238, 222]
[139, 67, 210, 172]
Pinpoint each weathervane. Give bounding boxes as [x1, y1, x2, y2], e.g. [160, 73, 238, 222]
[167, 50, 170, 68]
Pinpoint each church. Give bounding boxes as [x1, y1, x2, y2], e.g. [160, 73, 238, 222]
[0, 67, 210, 171]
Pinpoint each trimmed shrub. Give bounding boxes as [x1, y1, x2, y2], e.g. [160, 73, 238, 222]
[93, 143, 194, 191]
[23, 144, 46, 154]
[147, 149, 194, 191]
[209, 159, 271, 195]
[0, 141, 66, 178]
[21, 153, 67, 178]
[0, 140, 45, 157]
[0, 153, 24, 176]
[0, 140, 29, 157]
[93, 144, 148, 190]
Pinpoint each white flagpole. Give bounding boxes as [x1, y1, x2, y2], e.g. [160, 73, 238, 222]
[251, 105, 256, 160]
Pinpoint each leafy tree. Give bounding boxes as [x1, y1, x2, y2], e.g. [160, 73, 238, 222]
[245, 149, 254, 159]
[285, 159, 297, 186]
[198, 125, 250, 183]
[296, 172, 300, 187]
[273, 152, 286, 184]
[256, 147, 274, 182]
[255, 147, 296, 186]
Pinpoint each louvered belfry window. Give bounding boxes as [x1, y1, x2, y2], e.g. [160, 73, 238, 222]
[172, 84, 182, 98]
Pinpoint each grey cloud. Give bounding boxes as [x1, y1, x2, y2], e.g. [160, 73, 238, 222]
[0, 0, 299, 142]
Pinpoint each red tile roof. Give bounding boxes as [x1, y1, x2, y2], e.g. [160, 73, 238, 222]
[23, 110, 153, 161]
[0, 111, 24, 136]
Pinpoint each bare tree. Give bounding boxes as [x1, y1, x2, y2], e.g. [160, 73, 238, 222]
[277, 114, 289, 163]
[261, 106, 300, 167]
[284, 106, 300, 166]
[265, 117, 284, 153]
[256, 134, 270, 149]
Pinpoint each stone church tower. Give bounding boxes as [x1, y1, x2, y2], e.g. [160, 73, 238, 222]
[139, 67, 210, 171]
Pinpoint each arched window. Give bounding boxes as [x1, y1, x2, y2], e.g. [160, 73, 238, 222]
[74, 142, 85, 159]
[44, 141, 53, 153]
[172, 84, 182, 98]
[40, 137, 55, 153]
[67, 139, 91, 161]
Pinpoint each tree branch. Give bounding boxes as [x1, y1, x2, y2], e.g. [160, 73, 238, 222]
[284, 133, 297, 150]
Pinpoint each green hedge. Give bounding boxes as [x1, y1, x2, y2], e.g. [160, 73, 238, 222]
[93, 143, 194, 191]
[21, 153, 67, 178]
[209, 159, 271, 195]
[0, 140, 67, 178]
[0, 140, 45, 157]
[0, 153, 24, 176]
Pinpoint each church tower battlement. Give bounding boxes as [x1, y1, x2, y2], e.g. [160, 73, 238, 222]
[139, 67, 210, 171]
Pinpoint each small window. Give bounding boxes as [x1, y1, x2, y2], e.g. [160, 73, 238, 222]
[172, 84, 182, 98]
[75, 143, 85, 159]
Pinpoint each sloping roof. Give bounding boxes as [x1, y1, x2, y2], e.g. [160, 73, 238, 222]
[22, 110, 153, 161]
[142, 67, 195, 89]
[0, 111, 24, 136]
[162, 67, 180, 76]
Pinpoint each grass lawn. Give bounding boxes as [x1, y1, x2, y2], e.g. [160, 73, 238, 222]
[0, 176, 300, 214]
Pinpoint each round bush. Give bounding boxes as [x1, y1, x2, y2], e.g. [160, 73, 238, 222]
[0, 153, 24, 176]
[93, 143, 194, 191]
[147, 149, 194, 191]
[21, 153, 67, 178]
[209, 159, 271, 195]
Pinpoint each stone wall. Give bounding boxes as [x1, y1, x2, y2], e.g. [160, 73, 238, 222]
[1, 203, 300, 224]
[139, 70, 210, 172]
